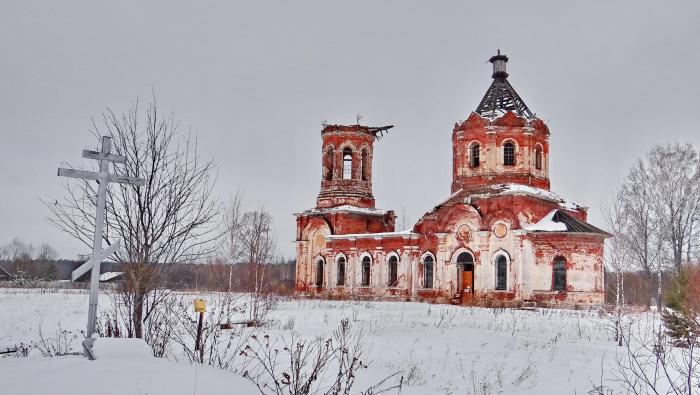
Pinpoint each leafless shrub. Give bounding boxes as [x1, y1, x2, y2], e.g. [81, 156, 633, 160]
[403, 361, 425, 386]
[34, 326, 80, 357]
[9, 325, 81, 358]
[169, 295, 249, 369]
[613, 313, 700, 394]
[240, 318, 403, 395]
[510, 361, 536, 388]
[433, 308, 457, 329]
[283, 317, 296, 331]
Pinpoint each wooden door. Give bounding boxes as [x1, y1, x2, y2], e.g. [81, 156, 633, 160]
[462, 271, 473, 303]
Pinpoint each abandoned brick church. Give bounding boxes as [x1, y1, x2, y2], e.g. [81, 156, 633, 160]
[294, 52, 609, 307]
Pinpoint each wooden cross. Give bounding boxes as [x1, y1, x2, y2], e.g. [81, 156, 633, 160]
[58, 136, 144, 338]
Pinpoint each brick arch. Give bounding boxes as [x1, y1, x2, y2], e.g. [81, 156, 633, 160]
[448, 247, 477, 264]
[442, 204, 482, 232]
[301, 217, 332, 240]
[499, 137, 519, 149]
[481, 208, 518, 231]
[334, 251, 348, 264]
[337, 141, 358, 152]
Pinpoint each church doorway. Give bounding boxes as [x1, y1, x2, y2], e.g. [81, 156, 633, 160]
[456, 252, 475, 303]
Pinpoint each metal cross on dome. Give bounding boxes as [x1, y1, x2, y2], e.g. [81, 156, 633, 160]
[58, 136, 145, 339]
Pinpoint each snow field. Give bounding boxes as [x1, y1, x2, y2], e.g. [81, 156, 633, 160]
[0, 288, 644, 394]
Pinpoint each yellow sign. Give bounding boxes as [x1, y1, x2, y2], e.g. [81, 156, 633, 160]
[194, 299, 206, 313]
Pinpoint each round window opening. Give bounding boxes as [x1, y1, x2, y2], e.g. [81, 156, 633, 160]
[457, 224, 471, 241]
[494, 223, 508, 238]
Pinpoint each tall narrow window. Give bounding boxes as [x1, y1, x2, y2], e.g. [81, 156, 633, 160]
[496, 255, 507, 290]
[361, 256, 371, 286]
[388, 256, 398, 287]
[423, 255, 434, 288]
[470, 144, 480, 167]
[342, 148, 353, 179]
[503, 142, 515, 166]
[337, 257, 346, 286]
[324, 148, 334, 180]
[535, 146, 542, 170]
[361, 148, 369, 181]
[315, 260, 324, 287]
[553, 258, 566, 291]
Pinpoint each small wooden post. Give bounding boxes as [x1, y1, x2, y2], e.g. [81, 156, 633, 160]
[193, 299, 206, 362]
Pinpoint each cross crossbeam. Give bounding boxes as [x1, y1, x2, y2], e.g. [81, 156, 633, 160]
[58, 136, 145, 340]
[71, 240, 122, 282]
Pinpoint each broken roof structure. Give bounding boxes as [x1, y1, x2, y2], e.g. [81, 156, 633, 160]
[474, 50, 534, 119]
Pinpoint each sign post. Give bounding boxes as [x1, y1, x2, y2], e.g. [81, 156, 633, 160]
[194, 298, 206, 361]
[58, 136, 145, 339]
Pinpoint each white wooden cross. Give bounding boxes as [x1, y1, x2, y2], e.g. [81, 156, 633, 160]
[58, 136, 144, 338]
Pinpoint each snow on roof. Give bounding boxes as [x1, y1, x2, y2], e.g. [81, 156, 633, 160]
[524, 209, 567, 232]
[469, 183, 581, 210]
[99, 272, 124, 282]
[524, 209, 610, 236]
[326, 229, 415, 240]
[295, 205, 388, 217]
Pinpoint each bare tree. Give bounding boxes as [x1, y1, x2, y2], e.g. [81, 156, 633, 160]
[36, 243, 58, 262]
[46, 95, 219, 338]
[619, 161, 663, 307]
[238, 208, 277, 326]
[222, 192, 245, 291]
[615, 143, 700, 308]
[645, 143, 700, 272]
[4, 237, 34, 273]
[603, 184, 631, 345]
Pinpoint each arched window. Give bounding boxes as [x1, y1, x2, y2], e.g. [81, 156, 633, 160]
[324, 148, 334, 180]
[503, 142, 515, 166]
[553, 258, 566, 291]
[470, 144, 480, 168]
[388, 255, 398, 287]
[361, 148, 369, 181]
[535, 146, 542, 170]
[342, 148, 353, 179]
[361, 256, 371, 286]
[315, 259, 324, 287]
[423, 255, 434, 288]
[337, 256, 346, 286]
[496, 255, 507, 290]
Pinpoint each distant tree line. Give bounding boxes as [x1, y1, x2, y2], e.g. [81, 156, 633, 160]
[0, 236, 295, 293]
[0, 238, 60, 281]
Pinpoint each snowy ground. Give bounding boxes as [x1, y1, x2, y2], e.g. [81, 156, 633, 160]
[0, 288, 648, 394]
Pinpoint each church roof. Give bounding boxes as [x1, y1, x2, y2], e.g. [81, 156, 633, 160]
[474, 51, 534, 120]
[551, 209, 609, 235]
[526, 209, 610, 236]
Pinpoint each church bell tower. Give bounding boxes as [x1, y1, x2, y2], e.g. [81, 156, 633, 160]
[452, 50, 551, 193]
[316, 124, 393, 209]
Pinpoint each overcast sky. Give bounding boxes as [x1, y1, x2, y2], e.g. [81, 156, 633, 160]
[1, 1, 699, 260]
